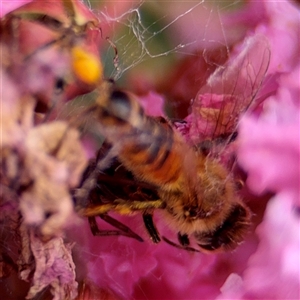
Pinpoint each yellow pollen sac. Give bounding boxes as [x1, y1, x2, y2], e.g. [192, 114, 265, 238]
[71, 46, 103, 85]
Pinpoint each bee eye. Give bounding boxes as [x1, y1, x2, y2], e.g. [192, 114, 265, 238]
[189, 208, 198, 218]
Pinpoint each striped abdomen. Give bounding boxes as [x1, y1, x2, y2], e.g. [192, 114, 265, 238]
[94, 83, 190, 190]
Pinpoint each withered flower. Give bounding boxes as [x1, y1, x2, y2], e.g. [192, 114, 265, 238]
[0, 0, 101, 298]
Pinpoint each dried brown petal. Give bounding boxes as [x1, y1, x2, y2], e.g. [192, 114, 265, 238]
[25, 121, 87, 188]
[18, 121, 87, 236]
[18, 222, 35, 282]
[25, 230, 77, 300]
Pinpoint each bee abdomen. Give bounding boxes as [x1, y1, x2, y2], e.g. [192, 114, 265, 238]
[119, 120, 183, 186]
[95, 87, 184, 187]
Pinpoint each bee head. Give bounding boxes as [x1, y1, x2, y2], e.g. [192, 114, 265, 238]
[194, 202, 252, 251]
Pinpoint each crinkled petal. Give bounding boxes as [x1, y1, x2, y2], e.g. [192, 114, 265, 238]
[26, 232, 78, 300]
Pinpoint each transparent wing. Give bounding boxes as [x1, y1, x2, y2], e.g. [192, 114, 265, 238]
[187, 34, 271, 144]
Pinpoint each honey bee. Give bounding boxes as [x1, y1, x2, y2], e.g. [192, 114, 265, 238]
[77, 34, 269, 252]
[76, 34, 270, 252]
[75, 81, 250, 252]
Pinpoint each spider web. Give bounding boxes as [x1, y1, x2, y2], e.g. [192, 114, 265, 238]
[62, 0, 250, 148]
[86, 0, 244, 80]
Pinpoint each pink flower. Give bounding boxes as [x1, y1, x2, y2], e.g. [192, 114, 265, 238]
[220, 1, 300, 299]
[232, 63, 300, 300]
[1, 0, 300, 299]
[0, 0, 32, 17]
[138, 92, 165, 116]
[78, 1, 300, 299]
[243, 195, 300, 299]
[238, 85, 300, 198]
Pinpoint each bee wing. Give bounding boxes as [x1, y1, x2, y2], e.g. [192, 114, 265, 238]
[188, 34, 271, 144]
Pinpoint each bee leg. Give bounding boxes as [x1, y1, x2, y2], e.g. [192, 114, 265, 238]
[88, 215, 143, 242]
[100, 214, 143, 242]
[142, 212, 161, 243]
[177, 232, 190, 246]
[162, 236, 200, 253]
